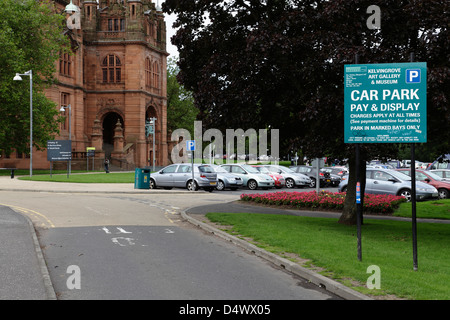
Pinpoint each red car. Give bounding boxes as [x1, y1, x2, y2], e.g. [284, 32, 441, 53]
[253, 165, 285, 189]
[397, 169, 450, 199]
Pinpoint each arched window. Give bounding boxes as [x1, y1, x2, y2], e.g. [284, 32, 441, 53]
[145, 58, 152, 88]
[102, 54, 121, 83]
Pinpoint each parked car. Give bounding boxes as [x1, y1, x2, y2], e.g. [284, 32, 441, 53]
[263, 165, 311, 188]
[322, 166, 349, 177]
[321, 167, 348, 180]
[369, 161, 395, 169]
[290, 165, 340, 187]
[430, 169, 450, 181]
[150, 163, 217, 192]
[397, 169, 450, 199]
[338, 168, 438, 201]
[209, 164, 243, 191]
[427, 154, 450, 170]
[220, 164, 274, 190]
[252, 165, 285, 188]
[368, 163, 395, 169]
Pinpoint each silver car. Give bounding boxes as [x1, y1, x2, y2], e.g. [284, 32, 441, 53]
[264, 165, 311, 188]
[220, 164, 274, 190]
[209, 164, 243, 191]
[150, 163, 217, 191]
[338, 168, 438, 201]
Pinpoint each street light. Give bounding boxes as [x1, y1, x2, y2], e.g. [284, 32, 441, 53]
[13, 70, 33, 177]
[149, 117, 157, 171]
[60, 104, 72, 175]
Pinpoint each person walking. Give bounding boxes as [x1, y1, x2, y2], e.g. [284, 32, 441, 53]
[104, 158, 110, 173]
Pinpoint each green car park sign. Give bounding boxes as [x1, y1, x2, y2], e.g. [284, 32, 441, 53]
[344, 62, 427, 143]
[344, 61, 427, 269]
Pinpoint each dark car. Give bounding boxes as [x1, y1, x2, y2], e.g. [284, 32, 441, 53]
[289, 165, 341, 188]
[321, 166, 348, 177]
[397, 169, 450, 199]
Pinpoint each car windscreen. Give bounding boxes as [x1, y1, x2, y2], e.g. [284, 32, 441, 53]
[278, 166, 294, 173]
[242, 165, 260, 173]
[212, 166, 228, 173]
[425, 171, 445, 181]
[389, 170, 412, 181]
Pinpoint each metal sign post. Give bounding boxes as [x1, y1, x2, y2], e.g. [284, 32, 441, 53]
[410, 53, 418, 271]
[86, 147, 95, 171]
[186, 140, 196, 191]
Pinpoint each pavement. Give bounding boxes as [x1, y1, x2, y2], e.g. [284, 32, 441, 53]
[3, 174, 445, 300]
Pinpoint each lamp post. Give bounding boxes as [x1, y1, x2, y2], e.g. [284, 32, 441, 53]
[13, 70, 33, 177]
[60, 104, 72, 176]
[149, 117, 157, 172]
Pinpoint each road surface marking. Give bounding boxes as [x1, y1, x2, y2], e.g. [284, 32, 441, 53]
[111, 237, 135, 246]
[0, 203, 55, 228]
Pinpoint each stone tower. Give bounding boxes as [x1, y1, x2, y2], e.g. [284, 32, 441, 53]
[1, 0, 169, 170]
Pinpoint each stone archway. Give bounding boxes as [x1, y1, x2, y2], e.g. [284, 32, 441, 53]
[102, 112, 124, 158]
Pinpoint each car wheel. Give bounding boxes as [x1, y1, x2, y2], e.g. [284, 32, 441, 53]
[247, 179, 258, 190]
[438, 188, 449, 199]
[286, 178, 295, 188]
[398, 189, 412, 202]
[309, 178, 316, 188]
[149, 179, 156, 189]
[216, 180, 225, 191]
[186, 180, 198, 191]
[340, 186, 347, 193]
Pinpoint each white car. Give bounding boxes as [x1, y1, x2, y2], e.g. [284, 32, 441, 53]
[264, 165, 311, 188]
[220, 164, 274, 190]
[209, 164, 243, 191]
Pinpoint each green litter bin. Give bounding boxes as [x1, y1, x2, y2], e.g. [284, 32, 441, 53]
[134, 168, 150, 189]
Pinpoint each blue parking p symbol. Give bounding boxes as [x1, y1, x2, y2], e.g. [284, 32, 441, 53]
[406, 69, 421, 83]
[186, 140, 195, 151]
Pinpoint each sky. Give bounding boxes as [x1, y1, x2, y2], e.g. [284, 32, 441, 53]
[161, 1, 179, 58]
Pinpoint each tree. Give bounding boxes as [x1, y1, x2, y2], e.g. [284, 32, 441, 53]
[0, 0, 69, 156]
[166, 57, 198, 137]
[164, 0, 449, 224]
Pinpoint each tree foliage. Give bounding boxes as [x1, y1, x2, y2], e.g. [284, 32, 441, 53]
[164, 0, 449, 224]
[0, 0, 69, 155]
[167, 57, 198, 136]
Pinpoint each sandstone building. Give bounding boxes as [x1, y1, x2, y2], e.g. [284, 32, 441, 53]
[2, 0, 169, 170]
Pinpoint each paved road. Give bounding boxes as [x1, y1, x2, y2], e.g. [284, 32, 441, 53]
[0, 189, 339, 300]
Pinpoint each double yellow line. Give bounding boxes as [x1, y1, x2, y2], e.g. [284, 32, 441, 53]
[0, 203, 55, 228]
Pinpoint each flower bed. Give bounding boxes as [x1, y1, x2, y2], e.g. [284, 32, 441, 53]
[240, 190, 406, 214]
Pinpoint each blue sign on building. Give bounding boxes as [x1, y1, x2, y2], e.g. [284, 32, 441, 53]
[344, 62, 427, 144]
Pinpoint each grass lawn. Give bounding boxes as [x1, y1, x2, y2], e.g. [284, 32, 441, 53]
[18, 172, 135, 183]
[206, 212, 450, 300]
[0, 169, 103, 176]
[393, 199, 450, 220]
